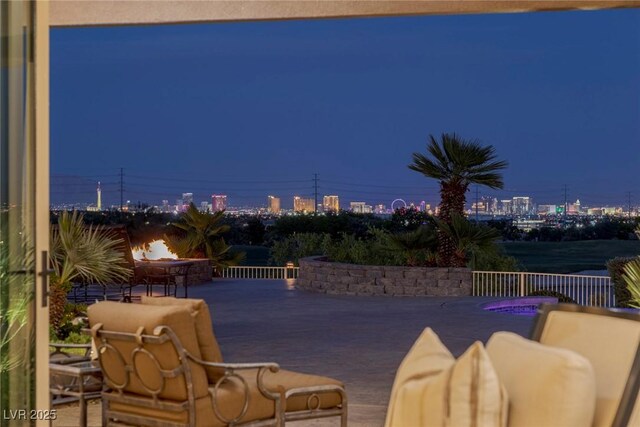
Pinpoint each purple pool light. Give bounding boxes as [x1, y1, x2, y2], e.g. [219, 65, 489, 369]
[482, 297, 559, 316]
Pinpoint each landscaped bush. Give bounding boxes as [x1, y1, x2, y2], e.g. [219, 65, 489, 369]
[270, 230, 405, 266]
[271, 222, 507, 269]
[324, 230, 405, 266]
[270, 233, 332, 266]
[527, 289, 577, 304]
[50, 303, 89, 343]
[473, 250, 522, 272]
[606, 256, 636, 308]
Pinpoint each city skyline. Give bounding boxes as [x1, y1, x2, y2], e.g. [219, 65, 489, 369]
[51, 173, 636, 216]
[52, 10, 639, 207]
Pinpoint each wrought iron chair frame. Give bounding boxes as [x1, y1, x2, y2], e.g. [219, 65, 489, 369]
[531, 303, 640, 427]
[90, 324, 347, 427]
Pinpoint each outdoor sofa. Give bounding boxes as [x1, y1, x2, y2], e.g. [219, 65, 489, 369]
[385, 303, 640, 427]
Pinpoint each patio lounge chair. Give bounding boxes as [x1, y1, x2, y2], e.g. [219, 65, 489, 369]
[530, 304, 640, 427]
[87, 298, 347, 426]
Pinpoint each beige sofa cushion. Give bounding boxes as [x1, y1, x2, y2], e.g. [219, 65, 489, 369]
[487, 331, 596, 427]
[538, 311, 640, 427]
[88, 301, 209, 401]
[141, 296, 224, 382]
[386, 328, 508, 427]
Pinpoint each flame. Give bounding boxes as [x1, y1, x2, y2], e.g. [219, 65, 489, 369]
[132, 239, 178, 261]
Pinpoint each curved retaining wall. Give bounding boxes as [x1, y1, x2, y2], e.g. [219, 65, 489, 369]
[297, 257, 472, 296]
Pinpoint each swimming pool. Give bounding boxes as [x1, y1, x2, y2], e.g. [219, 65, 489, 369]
[482, 297, 559, 316]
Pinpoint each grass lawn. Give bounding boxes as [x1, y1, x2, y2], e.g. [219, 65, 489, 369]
[233, 245, 271, 266]
[500, 240, 640, 273]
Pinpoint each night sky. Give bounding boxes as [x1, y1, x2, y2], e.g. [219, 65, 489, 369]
[51, 9, 640, 209]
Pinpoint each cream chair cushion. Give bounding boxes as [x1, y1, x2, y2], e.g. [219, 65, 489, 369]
[88, 301, 210, 401]
[486, 331, 596, 427]
[386, 328, 508, 427]
[538, 311, 640, 427]
[141, 296, 224, 382]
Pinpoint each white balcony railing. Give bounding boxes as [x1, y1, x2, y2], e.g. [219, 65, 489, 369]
[221, 265, 299, 280]
[220, 266, 615, 308]
[473, 271, 614, 307]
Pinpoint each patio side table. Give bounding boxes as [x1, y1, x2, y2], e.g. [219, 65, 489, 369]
[135, 260, 194, 298]
[49, 359, 102, 427]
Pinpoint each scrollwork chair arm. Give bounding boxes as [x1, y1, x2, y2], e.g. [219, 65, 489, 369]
[185, 352, 280, 373]
[185, 352, 282, 424]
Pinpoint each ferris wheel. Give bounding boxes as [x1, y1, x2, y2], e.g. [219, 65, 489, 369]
[391, 199, 407, 210]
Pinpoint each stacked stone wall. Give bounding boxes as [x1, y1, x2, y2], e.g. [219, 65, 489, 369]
[296, 257, 472, 296]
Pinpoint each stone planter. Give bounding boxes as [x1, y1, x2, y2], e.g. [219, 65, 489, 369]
[296, 256, 472, 296]
[172, 258, 213, 285]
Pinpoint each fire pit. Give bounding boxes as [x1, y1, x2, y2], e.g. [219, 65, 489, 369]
[132, 240, 213, 287]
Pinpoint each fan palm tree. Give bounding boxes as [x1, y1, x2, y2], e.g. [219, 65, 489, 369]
[387, 226, 438, 267]
[622, 257, 640, 309]
[164, 203, 244, 272]
[0, 231, 33, 376]
[49, 211, 132, 333]
[435, 213, 501, 268]
[409, 133, 507, 265]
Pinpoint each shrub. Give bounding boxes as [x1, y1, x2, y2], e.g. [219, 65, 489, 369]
[606, 257, 636, 308]
[270, 230, 405, 266]
[325, 230, 405, 266]
[54, 303, 88, 341]
[527, 289, 576, 304]
[474, 250, 522, 272]
[269, 233, 331, 266]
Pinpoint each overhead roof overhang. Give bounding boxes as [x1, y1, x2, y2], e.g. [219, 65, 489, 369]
[50, 0, 640, 27]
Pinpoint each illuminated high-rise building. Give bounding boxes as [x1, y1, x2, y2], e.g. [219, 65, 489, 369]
[200, 201, 210, 212]
[96, 181, 102, 211]
[374, 204, 387, 214]
[293, 196, 314, 213]
[211, 194, 228, 212]
[323, 195, 340, 212]
[268, 196, 281, 214]
[182, 192, 193, 207]
[512, 196, 532, 215]
[501, 199, 513, 215]
[350, 201, 372, 214]
[162, 200, 169, 213]
[568, 199, 581, 215]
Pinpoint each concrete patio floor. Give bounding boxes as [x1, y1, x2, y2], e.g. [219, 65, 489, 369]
[54, 279, 533, 426]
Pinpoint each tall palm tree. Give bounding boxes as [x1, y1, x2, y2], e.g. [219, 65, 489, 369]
[409, 133, 507, 266]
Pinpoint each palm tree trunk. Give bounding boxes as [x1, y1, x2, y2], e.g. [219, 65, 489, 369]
[49, 282, 68, 335]
[437, 182, 468, 266]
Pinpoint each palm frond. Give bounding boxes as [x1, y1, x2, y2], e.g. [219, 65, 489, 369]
[409, 133, 508, 190]
[50, 211, 132, 286]
[622, 257, 640, 309]
[166, 203, 245, 267]
[435, 213, 500, 267]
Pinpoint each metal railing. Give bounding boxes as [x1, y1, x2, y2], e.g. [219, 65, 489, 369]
[220, 266, 299, 280]
[473, 271, 614, 307]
